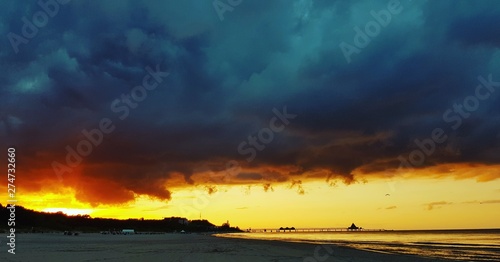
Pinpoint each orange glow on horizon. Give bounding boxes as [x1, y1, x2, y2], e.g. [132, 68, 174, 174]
[2, 164, 499, 230]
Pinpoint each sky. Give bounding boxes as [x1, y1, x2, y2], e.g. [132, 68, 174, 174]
[1, 0, 500, 230]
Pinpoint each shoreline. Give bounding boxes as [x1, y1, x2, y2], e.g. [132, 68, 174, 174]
[0, 232, 460, 262]
[212, 234, 457, 262]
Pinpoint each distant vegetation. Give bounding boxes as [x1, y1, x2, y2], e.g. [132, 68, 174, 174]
[0, 204, 241, 233]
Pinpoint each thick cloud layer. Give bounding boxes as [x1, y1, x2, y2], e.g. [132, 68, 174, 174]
[1, 0, 500, 205]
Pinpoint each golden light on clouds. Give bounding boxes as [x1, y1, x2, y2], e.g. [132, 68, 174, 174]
[2, 163, 499, 230]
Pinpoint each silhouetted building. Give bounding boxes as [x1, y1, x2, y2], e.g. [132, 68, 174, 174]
[164, 217, 189, 225]
[348, 223, 360, 230]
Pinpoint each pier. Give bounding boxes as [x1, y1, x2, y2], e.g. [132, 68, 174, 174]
[248, 228, 386, 233]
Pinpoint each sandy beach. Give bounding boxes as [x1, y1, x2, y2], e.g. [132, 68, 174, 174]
[0, 233, 457, 262]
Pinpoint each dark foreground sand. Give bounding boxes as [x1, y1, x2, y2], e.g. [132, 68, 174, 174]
[0, 233, 456, 262]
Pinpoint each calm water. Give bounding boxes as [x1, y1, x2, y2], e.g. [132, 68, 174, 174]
[217, 229, 500, 261]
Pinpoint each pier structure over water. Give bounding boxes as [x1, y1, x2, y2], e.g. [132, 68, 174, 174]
[248, 228, 387, 233]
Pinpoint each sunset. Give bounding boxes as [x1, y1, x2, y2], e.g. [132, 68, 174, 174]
[13, 174, 500, 230]
[1, 0, 499, 261]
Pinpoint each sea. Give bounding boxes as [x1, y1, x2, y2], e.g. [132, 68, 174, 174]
[217, 229, 500, 261]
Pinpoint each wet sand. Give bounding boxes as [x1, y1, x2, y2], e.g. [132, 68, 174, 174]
[0, 233, 457, 262]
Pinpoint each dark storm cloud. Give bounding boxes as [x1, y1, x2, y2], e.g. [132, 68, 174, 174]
[448, 13, 500, 47]
[237, 173, 264, 181]
[2, 0, 500, 205]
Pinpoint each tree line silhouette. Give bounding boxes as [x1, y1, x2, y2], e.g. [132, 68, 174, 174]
[0, 204, 241, 233]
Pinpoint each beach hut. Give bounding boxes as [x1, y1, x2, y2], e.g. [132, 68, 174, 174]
[122, 229, 135, 235]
